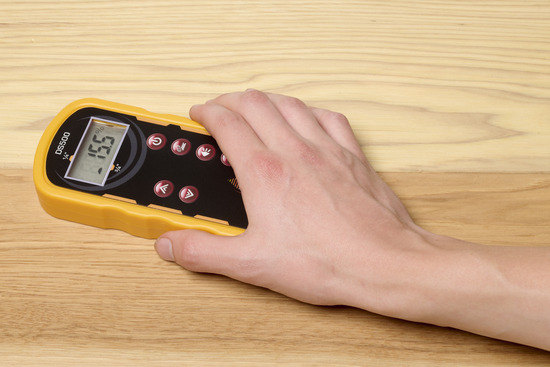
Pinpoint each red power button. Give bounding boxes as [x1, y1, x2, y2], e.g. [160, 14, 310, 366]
[147, 133, 166, 150]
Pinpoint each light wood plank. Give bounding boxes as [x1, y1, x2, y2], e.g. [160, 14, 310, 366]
[1, 170, 549, 365]
[1, 0, 549, 172]
[384, 172, 550, 246]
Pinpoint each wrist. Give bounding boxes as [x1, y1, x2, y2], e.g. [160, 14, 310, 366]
[371, 230, 504, 336]
[381, 229, 461, 324]
[337, 225, 487, 326]
[399, 232, 481, 325]
[333, 225, 449, 321]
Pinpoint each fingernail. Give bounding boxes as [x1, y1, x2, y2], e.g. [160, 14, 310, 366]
[155, 237, 174, 262]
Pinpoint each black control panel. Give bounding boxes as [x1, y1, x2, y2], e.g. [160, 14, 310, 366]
[46, 107, 248, 229]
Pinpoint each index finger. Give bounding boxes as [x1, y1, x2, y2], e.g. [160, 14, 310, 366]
[190, 102, 265, 169]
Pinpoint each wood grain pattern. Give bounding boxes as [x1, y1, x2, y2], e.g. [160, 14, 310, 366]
[1, 0, 549, 172]
[1, 0, 549, 365]
[385, 172, 550, 247]
[1, 170, 549, 366]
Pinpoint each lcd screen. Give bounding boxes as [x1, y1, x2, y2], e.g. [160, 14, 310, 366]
[65, 118, 129, 186]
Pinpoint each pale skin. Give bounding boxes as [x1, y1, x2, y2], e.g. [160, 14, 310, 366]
[155, 90, 550, 351]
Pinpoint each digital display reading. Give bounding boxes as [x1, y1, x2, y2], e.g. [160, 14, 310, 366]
[65, 118, 129, 186]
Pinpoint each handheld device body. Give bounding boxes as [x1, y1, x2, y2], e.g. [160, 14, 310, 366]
[33, 99, 247, 239]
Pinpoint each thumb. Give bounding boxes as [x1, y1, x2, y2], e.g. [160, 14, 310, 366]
[155, 229, 255, 278]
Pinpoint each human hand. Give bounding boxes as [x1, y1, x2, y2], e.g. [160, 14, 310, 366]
[155, 90, 432, 315]
[155, 90, 550, 351]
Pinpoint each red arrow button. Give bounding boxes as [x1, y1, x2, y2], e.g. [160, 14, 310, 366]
[179, 186, 199, 204]
[154, 180, 174, 198]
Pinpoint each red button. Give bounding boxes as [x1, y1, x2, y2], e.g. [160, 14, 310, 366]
[196, 144, 216, 161]
[171, 138, 191, 156]
[154, 180, 174, 198]
[220, 154, 231, 167]
[179, 186, 199, 204]
[147, 133, 166, 150]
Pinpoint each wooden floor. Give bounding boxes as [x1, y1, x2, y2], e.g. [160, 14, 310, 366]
[1, 1, 549, 365]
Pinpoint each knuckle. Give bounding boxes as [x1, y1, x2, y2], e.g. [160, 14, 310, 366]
[240, 89, 269, 108]
[280, 95, 308, 111]
[294, 140, 323, 166]
[315, 108, 350, 127]
[249, 152, 288, 184]
[172, 234, 203, 271]
[328, 111, 350, 127]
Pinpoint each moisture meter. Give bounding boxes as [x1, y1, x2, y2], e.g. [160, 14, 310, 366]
[33, 99, 247, 238]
